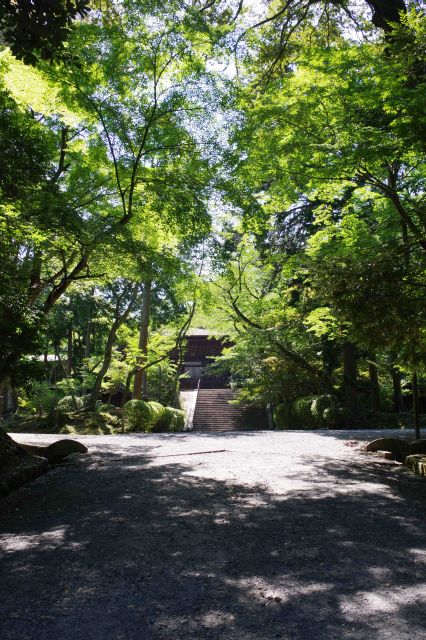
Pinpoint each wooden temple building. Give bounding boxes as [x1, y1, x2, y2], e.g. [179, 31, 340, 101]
[176, 329, 268, 432]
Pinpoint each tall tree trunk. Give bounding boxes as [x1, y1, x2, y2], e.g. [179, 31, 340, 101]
[412, 371, 421, 440]
[28, 250, 42, 303]
[133, 279, 152, 401]
[82, 289, 94, 395]
[391, 366, 403, 413]
[368, 359, 381, 411]
[85, 289, 95, 359]
[66, 325, 73, 376]
[88, 285, 138, 411]
[343, 341, 358, 415]
[122, 369, 134, 407]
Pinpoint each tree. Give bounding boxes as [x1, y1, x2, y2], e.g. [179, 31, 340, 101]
[0, 0, 90, 64]
[87, 281, 139, 411]
[0, 1, 215, 384]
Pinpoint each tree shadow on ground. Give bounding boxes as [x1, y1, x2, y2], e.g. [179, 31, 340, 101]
[0, 440, 426, 640]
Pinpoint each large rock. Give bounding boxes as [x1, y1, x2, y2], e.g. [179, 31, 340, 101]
[364, 437, 410, 461]
[19, 439, 87, 464]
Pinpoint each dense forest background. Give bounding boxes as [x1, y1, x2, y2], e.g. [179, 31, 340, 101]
[0, 0, 425, 437]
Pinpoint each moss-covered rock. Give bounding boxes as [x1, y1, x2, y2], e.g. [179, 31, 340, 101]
[57, 395, 83, 413]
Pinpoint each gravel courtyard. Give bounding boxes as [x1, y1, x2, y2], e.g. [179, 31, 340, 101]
[1, 430, 426, 640]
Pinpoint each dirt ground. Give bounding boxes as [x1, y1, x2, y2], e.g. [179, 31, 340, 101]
[1, 430, 426, 640]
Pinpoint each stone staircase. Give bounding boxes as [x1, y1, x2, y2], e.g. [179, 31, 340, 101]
[192, 388, 268, 432]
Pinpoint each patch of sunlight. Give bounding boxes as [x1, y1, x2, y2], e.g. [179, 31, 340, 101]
[0, 526, 70, 553]
[1, 51, 84, 126]
[408, 548, 426, 563]
[198, 611, 236, 627]
[340, 586, 426, 617]
[225, 576, 330, 605]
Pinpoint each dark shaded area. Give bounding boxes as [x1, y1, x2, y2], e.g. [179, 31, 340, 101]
[0, 431, 48, 497]
[1, 437, 426, 639]
[0, 1, 90, 64]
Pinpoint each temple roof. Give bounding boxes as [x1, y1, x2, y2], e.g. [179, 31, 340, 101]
[186, 328, 226, 337]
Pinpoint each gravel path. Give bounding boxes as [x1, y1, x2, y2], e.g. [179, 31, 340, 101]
[1, 430, 426, 640]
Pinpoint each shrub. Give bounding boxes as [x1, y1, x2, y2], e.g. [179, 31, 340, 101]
[123, 400, 184, 433]
[311, 395, 336, 424]
[26, 381, 61, 416]
[273, 401, 294, 430]
[292, 396, 318, 428]
[148, 401, 165, 427]
[57, 395, 83, 413]
[152, 406, 174, 432]
[123, 399, 153, 432]
[169, 408, 185, 431]
[367, 411, 403, 429]
[55, 377, 82, 396]
[98, 403, 118, 414]
[80, 394, 96, 410]
[323, 406, 347, 428]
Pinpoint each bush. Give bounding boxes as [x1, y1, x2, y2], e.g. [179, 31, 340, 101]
[26, 381, 61, 416]
[292, 396, 318, 428]
[274, 396, 340, 430]
[55, 377, 82, 396]
[80, 394, 96, 410]
[98, 403, 118, 414]
[152, 406, 174, 432]
[311, 395, 336, 424]
[123, 400, 184, 433]
[367, 411, 403, 429]
[123, 399, 153, 432]
[323, 406, 347, 428]
[57, 395, 83, 413]
[273, 401, 294, 430]
[148, 401, 165, 427]
[169, 408, 185, 431]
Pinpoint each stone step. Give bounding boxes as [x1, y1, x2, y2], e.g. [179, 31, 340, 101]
[192, 388, 267, 432]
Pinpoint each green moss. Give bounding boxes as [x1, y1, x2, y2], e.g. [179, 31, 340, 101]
[57, 395, 83, 413]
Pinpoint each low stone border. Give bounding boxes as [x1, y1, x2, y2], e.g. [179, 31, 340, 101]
[405, 454, 426, 477]
[0, 456, 49, 498]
